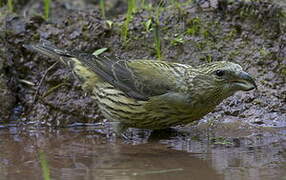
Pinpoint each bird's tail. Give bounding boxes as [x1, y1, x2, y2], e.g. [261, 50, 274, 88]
[23, 40, 73, 64]
[24, 40, 100, 92]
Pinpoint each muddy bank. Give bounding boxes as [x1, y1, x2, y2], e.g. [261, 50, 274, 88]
[0, 9, 17, 121]
[1, 0, 285, 128]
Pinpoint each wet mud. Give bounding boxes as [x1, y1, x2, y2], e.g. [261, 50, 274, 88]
[1, 0, 285, 127]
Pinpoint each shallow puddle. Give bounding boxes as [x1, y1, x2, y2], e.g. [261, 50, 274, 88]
[0, 123, 284, 180]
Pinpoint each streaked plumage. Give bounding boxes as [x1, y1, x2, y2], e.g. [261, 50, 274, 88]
[25, 41, 257, 130]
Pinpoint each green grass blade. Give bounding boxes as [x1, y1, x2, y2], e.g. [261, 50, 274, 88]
[99, 0, 105, 19]
[154, 2, 163, 60]
[39, 151, 51, 180]
[131, 0, 136, 13]
[154, 21, 161, 60]
[8, 0, 13, 12]
[121, 0, 135, 45]
[44, 0, 51, 20]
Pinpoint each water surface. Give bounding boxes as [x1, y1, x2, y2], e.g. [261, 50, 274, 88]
[0, 123, 285, 180]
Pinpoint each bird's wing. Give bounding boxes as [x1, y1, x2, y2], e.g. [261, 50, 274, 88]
[76, 54, 189, 100]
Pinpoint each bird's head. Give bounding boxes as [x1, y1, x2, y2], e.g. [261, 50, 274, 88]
[190, 61, 256, 103]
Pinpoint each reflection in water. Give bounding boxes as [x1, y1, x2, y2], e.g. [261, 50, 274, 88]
[0, 124, 284, 180]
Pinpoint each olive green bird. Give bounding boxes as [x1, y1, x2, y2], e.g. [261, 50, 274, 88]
[25, 41, 256, 130]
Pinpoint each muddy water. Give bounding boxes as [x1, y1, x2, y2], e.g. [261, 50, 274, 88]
[0, 123, 284, 180]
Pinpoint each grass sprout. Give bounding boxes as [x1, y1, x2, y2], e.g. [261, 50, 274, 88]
[8, 0, 13, 12]
[43, 0, 51, 20]
[99, 0, 105, 19]
[121, 0, 136, 45]
[154, 21, 161, 60]
[39, 151, 51, 180]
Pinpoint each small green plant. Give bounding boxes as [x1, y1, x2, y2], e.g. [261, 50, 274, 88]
[121, 0, 136, 45]
[170, 34, 185, 46]
[43, 0, 51, 20]
[186, 17, 201, 36]
[39, 151, 51, 180]
[143, 19, 152, 32]
[153, 1, 165, 60]
[99, 0, 105, 19]
[7, 0, 13, 12]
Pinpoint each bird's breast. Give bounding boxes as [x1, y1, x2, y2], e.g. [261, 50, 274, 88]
[93, 83, 220, 129]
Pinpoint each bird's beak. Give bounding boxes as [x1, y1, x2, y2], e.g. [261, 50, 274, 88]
[232, 71, 257, 91]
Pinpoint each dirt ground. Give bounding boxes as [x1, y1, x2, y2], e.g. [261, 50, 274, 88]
[0, 0, 285, 129]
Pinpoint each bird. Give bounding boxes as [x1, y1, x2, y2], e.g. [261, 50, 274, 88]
[24, 41, 257, 131]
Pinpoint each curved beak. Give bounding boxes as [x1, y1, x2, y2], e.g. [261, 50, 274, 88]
[232, 71, 257, 91]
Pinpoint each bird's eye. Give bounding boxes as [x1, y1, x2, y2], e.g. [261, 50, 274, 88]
[215, 70, 225, 77]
